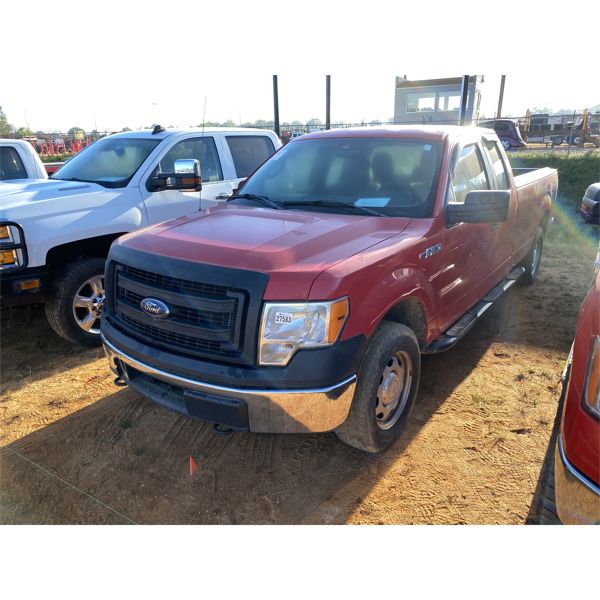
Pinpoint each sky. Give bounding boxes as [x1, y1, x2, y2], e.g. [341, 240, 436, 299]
[2, 0, 599, 133]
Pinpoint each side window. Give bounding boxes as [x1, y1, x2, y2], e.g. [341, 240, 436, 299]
[226, 135, 275, 178]
[0, 147, 28, 180]
[451, 145, 489, 204]
[484, 141, 510, 190]
[159, 137, 223, 182]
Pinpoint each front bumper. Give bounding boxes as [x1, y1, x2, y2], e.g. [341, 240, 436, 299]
[103, 336, 357, 434]
[0, 267, 48, 308]
[554, 434, 600, 524]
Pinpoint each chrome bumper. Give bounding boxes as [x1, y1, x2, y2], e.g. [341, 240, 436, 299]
[102, 337, 357, 434]
[554, 434, 600, 525]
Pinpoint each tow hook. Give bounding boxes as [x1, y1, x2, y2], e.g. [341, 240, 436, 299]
[113, 376, 128, 387]
[213, 423, 233, 436]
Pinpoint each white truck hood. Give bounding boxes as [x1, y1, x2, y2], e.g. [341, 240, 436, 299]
[0, 178, 144, 268]
[0, 179, 111, 215]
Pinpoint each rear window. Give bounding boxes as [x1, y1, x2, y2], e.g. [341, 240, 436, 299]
[226, 136, 275, 178]
[484, 140, 510, 190]
[0, 146, 28, 180]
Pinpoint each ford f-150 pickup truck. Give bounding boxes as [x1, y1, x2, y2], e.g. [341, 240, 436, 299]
[539, 250, 600, 524]
[0, 139, 48, 181]
[100, 125, 557, 452]
[0, 127, 280, 344]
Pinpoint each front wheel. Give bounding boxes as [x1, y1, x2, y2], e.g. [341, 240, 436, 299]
[45, 257, 106, 345]
[335, 321, 421, 453]
[502, 139, 511, 150]
[519, 227, 544, 286]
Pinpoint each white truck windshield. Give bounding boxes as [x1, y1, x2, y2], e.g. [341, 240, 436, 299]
[52, 137, 160, 188]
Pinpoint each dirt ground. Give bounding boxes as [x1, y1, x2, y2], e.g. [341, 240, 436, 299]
[1, 224, 597, 525]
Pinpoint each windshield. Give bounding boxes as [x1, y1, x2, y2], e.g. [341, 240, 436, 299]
[51, 137, 160, 188]
[237, 137, 443, 217]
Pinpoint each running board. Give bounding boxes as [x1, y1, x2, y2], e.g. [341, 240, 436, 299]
[424, 266, 525, 354]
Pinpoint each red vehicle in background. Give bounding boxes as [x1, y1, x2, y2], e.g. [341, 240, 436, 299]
[541, 252, 600, 524]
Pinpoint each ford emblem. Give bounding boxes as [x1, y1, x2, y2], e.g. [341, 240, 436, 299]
[140, 297, 170, 318]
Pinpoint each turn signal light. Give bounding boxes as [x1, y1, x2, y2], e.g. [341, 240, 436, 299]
[0, 249, 17, 266]
[327, 298, 350, 343]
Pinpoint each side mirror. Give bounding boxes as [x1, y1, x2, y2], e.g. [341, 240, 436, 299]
[230, 178, 247, 197]
[149, 158, 202, 192]
[447, 190, 510, 225]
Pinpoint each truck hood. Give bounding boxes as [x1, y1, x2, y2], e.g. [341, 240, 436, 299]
[0, 178, 110, 216]
[118, 204, 412, 299]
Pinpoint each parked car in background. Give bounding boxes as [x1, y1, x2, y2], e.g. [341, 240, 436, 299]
[580, 183, 600, 224]
[0, 127, 281, 344]
[478, 119, 527, 150]
[540, 251, 600, 524]
[0, 139, 48, 181]
[100, 125, 555, 453]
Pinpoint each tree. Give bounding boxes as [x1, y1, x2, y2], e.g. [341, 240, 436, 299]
[68, 126, 85, 135]
[307, 118, 322, 126]
[0, 106, 15, 137]
[221, 119, 236, 127]
[15, 127, 33, 139]
[121, 127, 132, 132]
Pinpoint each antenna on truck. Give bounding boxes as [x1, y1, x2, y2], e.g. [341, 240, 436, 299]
[152, 124, 165, 135]
[201, 96, 207, 137]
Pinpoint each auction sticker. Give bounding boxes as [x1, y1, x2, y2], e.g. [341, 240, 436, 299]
[275, 312, 293, 324]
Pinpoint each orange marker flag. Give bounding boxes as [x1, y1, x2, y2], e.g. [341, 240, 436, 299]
[189, 455, 199, 478]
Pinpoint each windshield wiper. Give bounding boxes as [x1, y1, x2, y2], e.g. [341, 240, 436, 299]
[51, 176, 89, 183]
[228, 193, 281, 210]
[283, 200, 384, 216]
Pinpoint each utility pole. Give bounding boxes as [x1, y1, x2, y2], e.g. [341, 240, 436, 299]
[273, 75, 280, 137]
[325, 75, 331, 130]
[459, 74, 470, 126]
[496, 75, 506, 120]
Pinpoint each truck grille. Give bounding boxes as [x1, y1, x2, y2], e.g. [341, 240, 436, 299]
[111, 263, 247, 360]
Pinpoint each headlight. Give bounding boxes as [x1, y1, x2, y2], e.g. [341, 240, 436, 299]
[259, 298, 349, 366]
[0, 223, 26, 271]
[583, 336, 600, 419]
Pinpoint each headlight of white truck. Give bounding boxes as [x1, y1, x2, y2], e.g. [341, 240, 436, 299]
[259, 298, 349, 366]
[0, 224, 26, 270]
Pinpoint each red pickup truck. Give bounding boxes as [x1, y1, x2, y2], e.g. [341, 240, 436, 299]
[540, 256, 600, 524]
[100, 125, 557, 452]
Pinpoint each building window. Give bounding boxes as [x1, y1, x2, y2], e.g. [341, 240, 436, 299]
[406, 93, 436, 113]
[437, 92, 461, 112]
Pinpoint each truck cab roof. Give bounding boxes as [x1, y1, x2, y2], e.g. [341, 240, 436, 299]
[296, 124, 500, 144]
[106, 127, 280, 142]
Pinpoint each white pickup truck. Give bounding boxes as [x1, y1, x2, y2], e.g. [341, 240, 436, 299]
[0, 126, 281, 344]
[0, 139, 48, 181]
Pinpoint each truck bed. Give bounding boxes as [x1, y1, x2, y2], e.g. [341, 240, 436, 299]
[512, 167, 557, 189]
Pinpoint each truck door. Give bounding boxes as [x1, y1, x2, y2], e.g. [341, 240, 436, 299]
[141, 136, 235, 223]
[439, 143, 498, 328]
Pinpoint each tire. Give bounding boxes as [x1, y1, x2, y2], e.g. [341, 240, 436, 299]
[335, 321, 421, 453]
[519, 227, 544, 286]
[45, 257, 106, 346]
[501, 139, 511, 150]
